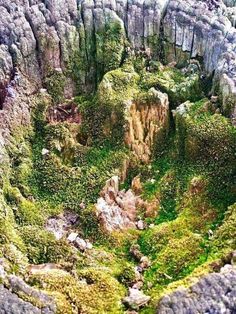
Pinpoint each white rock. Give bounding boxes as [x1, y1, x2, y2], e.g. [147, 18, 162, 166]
[75, 237, 87, 251]
[67, 232, 78, 242]
[137, 220, 144, 230]
[86, 241, 93, 250]
[42, 148, 49, 156]
[123, 288, 150, 308]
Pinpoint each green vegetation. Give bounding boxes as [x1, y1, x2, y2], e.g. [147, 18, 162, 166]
[0, 47, 235, 314]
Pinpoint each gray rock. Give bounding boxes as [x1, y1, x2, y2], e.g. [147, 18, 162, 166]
[157, 265, 236, 313]
[123, 288, 150, 309]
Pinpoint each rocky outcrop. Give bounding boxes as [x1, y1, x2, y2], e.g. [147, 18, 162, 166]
[163, 0, 236, 122]
[96, 176, 138, 232]
[0, 263, 56, 314]
[125, 88, 169, 162]
[0, 0, 236, 122]
[157, 264, 236, 314]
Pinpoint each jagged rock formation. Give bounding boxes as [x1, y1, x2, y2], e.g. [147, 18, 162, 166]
[0, 0, 236, 122]
[125, 88, 169, 162]
[96, 176, 138, 231]
[157, 265, 236, 314]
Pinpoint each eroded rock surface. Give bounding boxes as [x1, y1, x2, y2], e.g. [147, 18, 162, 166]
[96, 176, 138, 231]
[0, 264, 56, 314]
[157, 265, 236, 314]
[125, 88, 169, 162]
[0, 0, 236, 122]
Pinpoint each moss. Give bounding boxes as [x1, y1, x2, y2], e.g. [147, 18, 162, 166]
[1, 244, 28, 275]
[76, 204, 109, 243]
[20, 226, 75, 264]
[44, 70, 66, 104]
[141, 65, 203, 106]
[212, 203, 236, 251]
[4, 185, 57, 226]
[149, 233, 204, 282]
[95, 18, 126, 82]
[175, 99, 236, 208]
[117, 264, 136, 287]
[29, 268, 125, 314]
[0, 194, 25, 252]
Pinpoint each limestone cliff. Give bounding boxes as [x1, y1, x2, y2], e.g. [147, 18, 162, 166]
[0, 0, 236, 122]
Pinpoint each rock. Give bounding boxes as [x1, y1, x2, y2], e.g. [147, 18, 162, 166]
[123, 288, 150, 309]
[45, 217, 68, 240]
[0, 273, 56, 314]
[231, 251, 236, 265]
[74, 237, 87, 251]
[132, 281, 144, 290]
[28, 263, 62, 275]
[157, 265, 236, 313]
[135, 266, 144, 273]
[45, 211, 79, 240]
[136, 220, 145, 230]
[210, 95, 218, 103]
[67, 232, 78, 242]
[129, 244, 144, 261]
[0, 285, 42, 314]
[86, 241, 93, 250]
[124, 88, 169, 162]
[42, 148, 49, 156]
[140, 256, 151, 269]
[131, 176, 143, 195]
[96, 176, 139, 232]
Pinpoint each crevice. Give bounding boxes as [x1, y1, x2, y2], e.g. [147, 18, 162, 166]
[24, 11, 43, 77]
[0, 82, 7, 110]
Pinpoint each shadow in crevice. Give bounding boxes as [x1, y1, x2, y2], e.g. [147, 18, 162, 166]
[0, 82, 7, 110]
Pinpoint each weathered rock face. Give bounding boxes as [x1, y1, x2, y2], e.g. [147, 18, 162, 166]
[163, 0, 236, 121]
[157, 265, 236, 314]
[0, 0, 236, 121]
[125, 88, 169, 162]
[96, 176, 138, 232]
[0, 264, 56, 314]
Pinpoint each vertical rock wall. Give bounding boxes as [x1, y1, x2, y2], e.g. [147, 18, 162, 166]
[0, 0, 235, 125]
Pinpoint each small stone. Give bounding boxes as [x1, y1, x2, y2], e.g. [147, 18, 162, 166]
[67, 232, 78, 242]
[130, 244, 143, 261]
[231, 251, 236, 265]
[86, 241, 93, 250]
[210, 95, 218, 103]
[39, 88, 47, 94]
[41, 148, 49, 156]
[135, 266, 143, 273]
[131, 176, 143, 195]
[75, 237, 87, 251]
[79, 202, 85, 209]
[123, 288, 150, 309]
[132, 281, 143, 290]
[140, 256, 151, 269]
[136, 220, 144, 230]
[0, 265, 6, 279]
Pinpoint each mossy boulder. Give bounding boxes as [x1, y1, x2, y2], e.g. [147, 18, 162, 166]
[212, 203, 236, 251]
[141, 64, 203, 106]
[20, 226, 75, 265]
[29, 268, 125, 314]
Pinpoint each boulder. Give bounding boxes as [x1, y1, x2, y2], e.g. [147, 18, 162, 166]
[123, 288, 150, 310]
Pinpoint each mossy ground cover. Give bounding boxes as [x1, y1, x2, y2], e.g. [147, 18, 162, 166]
[0, 55, 235, 313]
